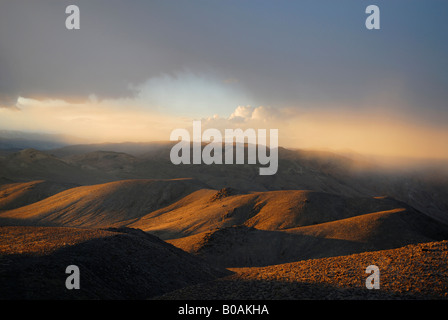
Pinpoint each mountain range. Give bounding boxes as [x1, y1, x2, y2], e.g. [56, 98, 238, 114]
[0, 139, 447, 299]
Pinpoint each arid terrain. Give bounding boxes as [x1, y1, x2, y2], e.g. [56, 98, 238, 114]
[158, 240, 448, 300]
[0, 141, 447, 299]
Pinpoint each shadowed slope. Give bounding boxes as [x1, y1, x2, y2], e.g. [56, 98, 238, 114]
[0, 226, 230, 299]
[64, 151, 138, 173]
[168, 208, 448, 267]
[0, 148, 111, 185]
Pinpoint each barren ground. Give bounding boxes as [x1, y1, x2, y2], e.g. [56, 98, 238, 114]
[156, 240, 448, 300]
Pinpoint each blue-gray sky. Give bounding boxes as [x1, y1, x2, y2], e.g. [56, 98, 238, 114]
[1, 0, 448, 157]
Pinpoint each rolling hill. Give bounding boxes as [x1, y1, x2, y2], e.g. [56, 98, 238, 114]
[0, 226, 230, 299]
[128, 188, 424, 239]
[0, 180, 77, 210]
[0, 179, 416, 239]
[49, 143, 448, 226]
[1, 177, 447, 270]
[0, 142, 447, 299]
[1, 144, 447, 226]
[0, 178, 207, 228]
[168, 207, 448, 267]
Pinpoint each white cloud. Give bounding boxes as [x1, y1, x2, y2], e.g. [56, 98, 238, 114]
[228, 105, 279, 123]
[229, 105, 254, 121]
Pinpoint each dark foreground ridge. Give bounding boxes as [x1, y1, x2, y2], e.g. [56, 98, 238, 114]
[0, 226, 230, 299]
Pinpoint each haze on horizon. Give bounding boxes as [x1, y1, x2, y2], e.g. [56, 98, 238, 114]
[1, 1, 448, 161]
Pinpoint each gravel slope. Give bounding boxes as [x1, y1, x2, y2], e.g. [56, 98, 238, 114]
[156, 240, 448, 300]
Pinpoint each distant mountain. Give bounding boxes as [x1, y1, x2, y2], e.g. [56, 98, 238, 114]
[0, 130, 86, 151]
[48, 141, 172, 158]
[1, 139, 447, 300]
[63, 151, 139, 178]
[1, 143, 448, 226]
[0, 148, 112, 185]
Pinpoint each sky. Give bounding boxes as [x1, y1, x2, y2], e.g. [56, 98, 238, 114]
[1, 0, 448, 159]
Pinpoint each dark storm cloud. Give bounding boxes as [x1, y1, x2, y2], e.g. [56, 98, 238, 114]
[0, 0, 447, 124]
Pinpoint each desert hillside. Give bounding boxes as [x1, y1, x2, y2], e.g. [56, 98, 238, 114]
[0, 178, 207, 228]
[0, 226, 229, 299]
[1, 177, 447, 270]
[168, 207, 448, 267]
[2, 145, 448, 226]
[156, 240, 448, 300]
[2, 0, 448, 304]
[132, 188, 413, 237]
[0, 180, 76, 210]
[0, 144, 447, 300]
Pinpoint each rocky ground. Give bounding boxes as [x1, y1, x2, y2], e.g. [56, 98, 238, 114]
[156, 240, 448, 300]
[1, 228, 447, 300]
[0, 226, 229, 299]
